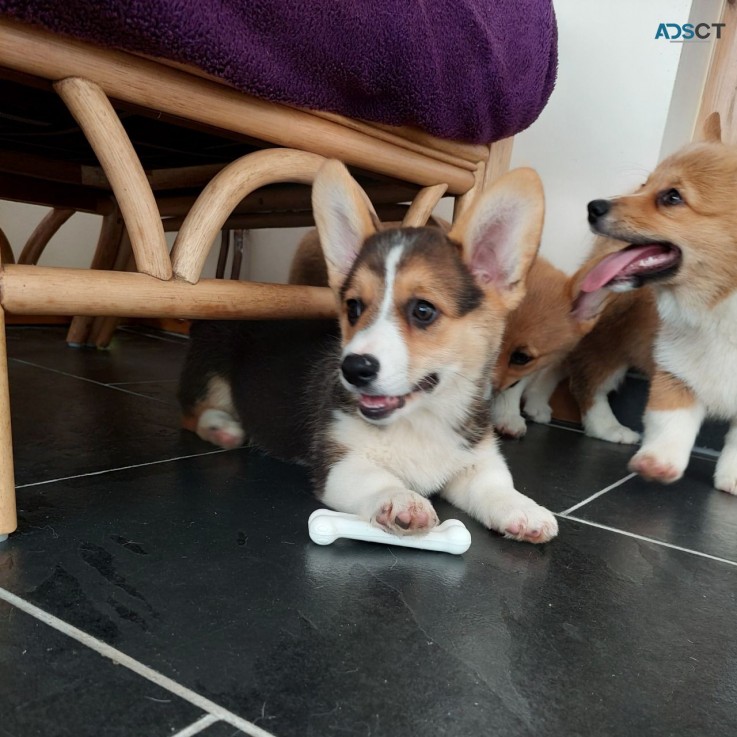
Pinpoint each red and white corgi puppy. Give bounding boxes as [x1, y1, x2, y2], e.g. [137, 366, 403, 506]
[179, 161, 558, 542]
[492, 257, 596, 437]
[492, 239, 659, 445]
[585, 112, 737, 491]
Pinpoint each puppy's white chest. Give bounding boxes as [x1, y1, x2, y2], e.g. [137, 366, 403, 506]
[331, 411, 474, 494]
[656, 292, 737, 418]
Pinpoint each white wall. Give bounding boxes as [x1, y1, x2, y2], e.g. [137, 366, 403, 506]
[509, 0, 714, 273]
[0, 0, 720, 279]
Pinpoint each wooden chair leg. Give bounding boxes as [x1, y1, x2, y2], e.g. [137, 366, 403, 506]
[215, 230, 230, 279]
[18, 208, 74, 265]
[229, 230, 250, 280]
[88, 240, 135, 348]
[452, 136, 514, 223]
[0, 307, 16, 540]
[90, 315, 121, 349]
[67, 207, 125, 346]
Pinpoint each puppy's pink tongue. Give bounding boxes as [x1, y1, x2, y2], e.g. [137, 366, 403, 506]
[580, 245, 673, 292]
[359, 395, 402, 410]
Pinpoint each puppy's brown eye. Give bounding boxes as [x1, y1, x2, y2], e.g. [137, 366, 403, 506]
[510, 350, 533, 366]
[658, 188, 684, 207]
[346, 298, 363, 326]
[409, 299, 438, 328]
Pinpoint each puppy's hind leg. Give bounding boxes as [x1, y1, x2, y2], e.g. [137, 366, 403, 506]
[196, 406, 244, 450]
[322, 453, 439, 536]
[184, 375, 245, 450]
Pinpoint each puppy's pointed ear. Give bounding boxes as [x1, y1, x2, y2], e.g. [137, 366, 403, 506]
[312, 160, 378, 291]
[701, 111, 722, 143]
[449, 168, 544, 311]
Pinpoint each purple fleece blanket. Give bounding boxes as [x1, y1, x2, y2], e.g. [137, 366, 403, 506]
[0, 1, 557, 144]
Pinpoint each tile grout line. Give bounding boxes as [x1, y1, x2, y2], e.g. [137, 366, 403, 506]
[169, 714, 221, 737]
[0, 587, 278, 737]
[118, 326, 189, 344]
[16, 448, 233, 490]
[108, 379, 179, 387]
[558, 473, 637, 516]
[10, 358, 172, 405]
[547, 421, 584, 434]
[558, 514, 737, 567]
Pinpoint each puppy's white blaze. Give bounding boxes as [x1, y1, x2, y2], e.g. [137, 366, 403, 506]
[342, 244, 410, 395]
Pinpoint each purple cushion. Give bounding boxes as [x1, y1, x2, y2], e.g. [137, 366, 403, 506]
[0, 0, 557, 143]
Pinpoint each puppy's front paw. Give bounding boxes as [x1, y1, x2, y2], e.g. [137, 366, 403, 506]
[585, 421, 641, 445]
[524, 401, 552, 425]
[497, 501, 558, 544]
[493, 412, 527, 439]
[372, 491, 439, 536]
[629, 450, 684, 483]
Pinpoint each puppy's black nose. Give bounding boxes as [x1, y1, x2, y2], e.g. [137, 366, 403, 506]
[341, 353, 380, 387]
[587, 199, 611, 223]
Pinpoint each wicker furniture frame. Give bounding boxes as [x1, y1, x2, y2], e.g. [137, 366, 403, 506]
[0, 18, 514, 538]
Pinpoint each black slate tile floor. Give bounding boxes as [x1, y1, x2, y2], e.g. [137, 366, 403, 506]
[1, 326, 737, 737]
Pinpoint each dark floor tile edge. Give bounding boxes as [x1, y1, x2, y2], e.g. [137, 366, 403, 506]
[118, 326, 189, 344]
[0, 586, 278, 737]
[557, 473, 637, 516]
[548, 418, 718, 461]
[15, 448, 232, 490]
[10, 358, 172, 406]
[559, 514, 737, 567]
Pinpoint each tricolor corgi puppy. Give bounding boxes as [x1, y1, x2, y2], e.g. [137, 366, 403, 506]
[492, 257, 595, 437]
[179, 161, 558, 542]
[585, 112, 737, 491]
[181, 219, 446, 449]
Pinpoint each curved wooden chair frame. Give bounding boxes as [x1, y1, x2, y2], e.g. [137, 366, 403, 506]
[0, 17, 516, 538]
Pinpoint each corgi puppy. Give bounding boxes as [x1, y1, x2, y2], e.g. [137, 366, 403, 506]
[493, 240, 658, 445]
[182, 219, 446, 449]
[585, 112, 737, 491]
[492, 257, 595, 437]
[179, 161, 558, 542]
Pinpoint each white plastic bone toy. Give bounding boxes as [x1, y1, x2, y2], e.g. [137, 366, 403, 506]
[308, 509, 472, 555]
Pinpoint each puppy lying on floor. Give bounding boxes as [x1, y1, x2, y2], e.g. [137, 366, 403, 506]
[178, 161, 558, 542]
[585, 112, 737, 492]
[491, 256, 597, 438]
[492, 240, 657, 445]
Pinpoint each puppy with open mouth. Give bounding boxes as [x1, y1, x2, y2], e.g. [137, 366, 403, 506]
[584, 113, 737, 492]
[179, 160, 558, 543]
